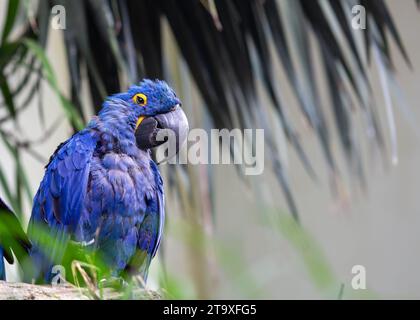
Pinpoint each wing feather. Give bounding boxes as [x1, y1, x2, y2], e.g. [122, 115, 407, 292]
[27, 130, 97, 282]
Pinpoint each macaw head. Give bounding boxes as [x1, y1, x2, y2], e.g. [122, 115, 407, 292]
[102, 79, 189, 156]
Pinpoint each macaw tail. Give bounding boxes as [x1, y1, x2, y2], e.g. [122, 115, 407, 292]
[0, 197, 31, 281]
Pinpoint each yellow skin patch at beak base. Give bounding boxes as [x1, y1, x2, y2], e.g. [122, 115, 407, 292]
[135, 116, 145, 130]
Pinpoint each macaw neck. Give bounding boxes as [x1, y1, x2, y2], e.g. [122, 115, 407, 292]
[87, 113, 149, 160]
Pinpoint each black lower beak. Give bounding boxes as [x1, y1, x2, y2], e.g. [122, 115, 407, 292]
[135, 105, 189, 157]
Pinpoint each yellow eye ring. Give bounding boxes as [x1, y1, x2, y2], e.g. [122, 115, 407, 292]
[133, 93, 147, 106]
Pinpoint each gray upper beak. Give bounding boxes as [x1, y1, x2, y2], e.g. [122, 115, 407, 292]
[135, 105, 189, 160]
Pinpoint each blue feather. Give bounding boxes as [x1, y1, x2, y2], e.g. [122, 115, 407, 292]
[27, 79, 178, 283]
[27, 129, 97, 282]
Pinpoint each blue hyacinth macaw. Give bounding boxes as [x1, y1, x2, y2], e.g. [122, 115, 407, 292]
[0, 79, 188, 284]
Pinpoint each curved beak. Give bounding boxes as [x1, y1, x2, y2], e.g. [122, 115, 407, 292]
[134, 104, 189, 159]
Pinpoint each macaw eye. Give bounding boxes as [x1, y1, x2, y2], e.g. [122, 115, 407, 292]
[133, 93, 147, 106]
